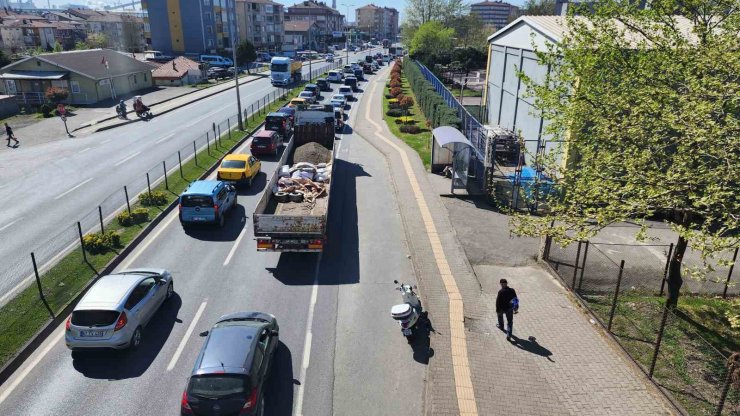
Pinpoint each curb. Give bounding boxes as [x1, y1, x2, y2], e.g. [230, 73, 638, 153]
[0, 118, 269, 387]
[74, 74, 268, 133]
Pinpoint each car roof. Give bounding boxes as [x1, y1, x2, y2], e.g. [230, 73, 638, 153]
[76, 273, 146, 310]
[339, 86, 351, 89]
[291, 98, 306, 102]
[278, 107, 295, 114]
[183, 180, 221, 196]
[305, 83, 317, 88]
[255, 129, 276, 137]
[299, 91, 312, 95]
[332, 94, 345, 98]
[223, 153, 248, 161]
[194, 323, 263, 376]
[266, 112, 287, 118]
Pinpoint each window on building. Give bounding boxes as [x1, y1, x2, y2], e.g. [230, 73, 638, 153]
[265, 4, 273, 13]
[206, 25, 213, 34]
[203, 0, 210, 5]
[251, 3, 258, 10]
[70, 80, 80, 93]
[204, 12, 211, 20]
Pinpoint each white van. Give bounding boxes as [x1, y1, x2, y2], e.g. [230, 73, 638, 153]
[327, 70, 343, 83]
[200, 55, 233, 68]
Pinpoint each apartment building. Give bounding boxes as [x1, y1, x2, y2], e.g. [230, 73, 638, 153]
[236, 0, 284, 52]
[64, 9, 146, 52]
[355, 4, 398, 40]
[145, 0, 237, 55]
[470, 0, 519, 30]
[285, 0, 344, 50]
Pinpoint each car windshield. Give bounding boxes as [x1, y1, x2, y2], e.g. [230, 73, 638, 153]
[299, 92, 312, 98]
[332, 95, 344, 101]
[340, 87, 350, 92]
[181, 195, 213, 208]
[253, 135, 274, 145]
[271, 63, 288, 72]
[71, 310, 120, 327]
[188, 375, 249, 399]
[221, 160, 246, 169]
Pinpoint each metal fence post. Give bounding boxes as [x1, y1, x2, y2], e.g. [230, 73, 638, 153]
[722, 246, 738, 299]
[31, 252, 54, 318]
[607, 260, 625, 332]
[228, 119, 231, 140]
[206, 133, 211, 155]
[146, 172, 152, 198]
[649, 302, 671, 378]
[178, 151, 184, 178]
[714, 365, 734, 416]
[250, 103, 254, 121]
[572, 241, 582, 289]
[124, 186, 131, 215]
[578, 241, 590, 291]
[193, 141, 198, 165]
[98, 206, 104, 234]
[217, 125, 221, 148]
[659, 243, 674, 296]
[77, 221, 87, 263]
[163, 161, 169, 190]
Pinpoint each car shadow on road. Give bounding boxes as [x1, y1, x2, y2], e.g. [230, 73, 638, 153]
[507, 335, 555, 362]
[71, 293, 182, 380]
[235, 171, 268, 196]
[266, 159, 369, 286]
[184, 205, 246, 242]
[264, 341, 294, 416]
[341, 125, 354, 135]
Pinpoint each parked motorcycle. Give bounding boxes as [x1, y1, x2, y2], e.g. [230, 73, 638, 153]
[391, 280, 422, 342]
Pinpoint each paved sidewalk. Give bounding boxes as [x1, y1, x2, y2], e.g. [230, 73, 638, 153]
[359, 68, 677, 415]
[8, 74, 265, 147]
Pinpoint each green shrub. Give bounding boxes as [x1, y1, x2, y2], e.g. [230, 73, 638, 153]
[386, 109, 404, 117]
[83, 231, 122, 255]
[140, 190, 169, 206]
[394, 118, 403, 124]
[389, 79, 401, 88]
[39, 103, 53, 118]
[390, 87, 402, 97]
[400, 125, 421, 134]
[117, 207, 150, 226]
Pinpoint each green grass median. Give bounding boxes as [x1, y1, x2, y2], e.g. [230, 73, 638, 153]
[381, 74, 431, 168]
[0, 72, 333, 369]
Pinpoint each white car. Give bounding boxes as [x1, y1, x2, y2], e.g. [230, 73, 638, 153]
[342, 65, 354, 74]
[327, 70, 343, 82]
[298, 91, 316, 103]
[382, 54, 390, 63]
[338, 86, 353, 101]
[330, 94, 347, 108]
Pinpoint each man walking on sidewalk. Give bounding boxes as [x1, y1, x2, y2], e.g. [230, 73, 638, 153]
[496, 278, 519, 339]
[5, 123, 19, 147]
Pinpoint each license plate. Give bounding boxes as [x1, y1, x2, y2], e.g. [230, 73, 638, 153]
[402, 328, 412, 336]
[80, 330, 105, 337]
[257, 145, 265, 148]
[192, 216, 205, 221]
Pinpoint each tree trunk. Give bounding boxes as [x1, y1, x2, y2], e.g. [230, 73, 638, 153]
[666, 234, 687, 308]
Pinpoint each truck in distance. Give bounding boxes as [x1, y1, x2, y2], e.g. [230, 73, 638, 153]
[270, 57, 302, 86]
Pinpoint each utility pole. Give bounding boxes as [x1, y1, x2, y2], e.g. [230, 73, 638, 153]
[231, 19, 243, 130]
[342, 3, 354, 63]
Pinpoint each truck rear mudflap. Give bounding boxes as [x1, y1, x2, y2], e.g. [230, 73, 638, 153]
[256, 236, 325, 252]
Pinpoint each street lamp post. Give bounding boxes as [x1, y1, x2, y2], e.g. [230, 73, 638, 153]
[231, 20, 243, 130]
[341, 3, 354, 63]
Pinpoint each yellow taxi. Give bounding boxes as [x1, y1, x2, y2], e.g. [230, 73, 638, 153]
[216, 153, 261, 186]
[287, 97, 306, 108]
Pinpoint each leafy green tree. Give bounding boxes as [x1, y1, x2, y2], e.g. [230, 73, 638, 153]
[52, 41, 64, 52]
[86, 33, 108, 49]
[448, 14, 491, 51]
[512, 0, 740, 307]
[521, 0, 556, 15]
[403, 0, 466, 28]
[74, 40, 89, 50]
[409, 21, 455, 67]
[236, 40, 256, 73]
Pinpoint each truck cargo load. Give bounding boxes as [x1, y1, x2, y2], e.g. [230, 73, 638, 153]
[253, 105, 337, 252]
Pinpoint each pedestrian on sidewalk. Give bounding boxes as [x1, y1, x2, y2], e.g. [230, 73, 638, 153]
[496, 278, 519, 338]
[5, 123, 19, 147]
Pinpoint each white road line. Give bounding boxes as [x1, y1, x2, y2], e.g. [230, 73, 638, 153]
[223, 226, 247, 266]
[294, 255, 321, 416]
[155, 133, 175, 144]
[0, 329, 64, 406]
[120, 212, 179, 269]
[79, 147, 92, 154]
[114, 151, 141, 167]
[0, 217, 21, 233]
[100, 138, 111, 144]
[54, 178, 92, 200]
[167, 300, 208, 371]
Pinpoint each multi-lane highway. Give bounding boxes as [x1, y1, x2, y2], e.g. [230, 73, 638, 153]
[0, 57, 427, 415]
[0, 49, 380, 299]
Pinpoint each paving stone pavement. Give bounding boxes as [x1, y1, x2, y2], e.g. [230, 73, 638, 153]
[359, 66, 678, 416]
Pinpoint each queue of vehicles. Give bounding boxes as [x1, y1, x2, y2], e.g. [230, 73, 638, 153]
[63, 51, 378, 415]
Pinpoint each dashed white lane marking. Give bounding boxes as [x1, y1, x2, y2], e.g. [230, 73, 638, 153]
[294, 255, 321, 416]
[54, 178, 92, 200]
[155, 134, 175, 144]
[114, 151, 141, 167]
[167, 300, 208, 371]
[100, 139, 111, 144]
[0, 217, 21, 233]
[119, 211, 179, 269]
[79, 147, 92, 154]
[223, 225, 247, 266]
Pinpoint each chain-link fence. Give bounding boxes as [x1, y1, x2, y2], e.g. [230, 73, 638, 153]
[544, 237, 739, 415]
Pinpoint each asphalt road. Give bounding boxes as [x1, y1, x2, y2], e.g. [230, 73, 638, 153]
[0, 48, 383, 300]
[0, 61, 426, 416]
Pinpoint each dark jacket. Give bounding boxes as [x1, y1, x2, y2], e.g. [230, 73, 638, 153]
[5, 125, 12, 136]
[496, 287, 518, 313]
